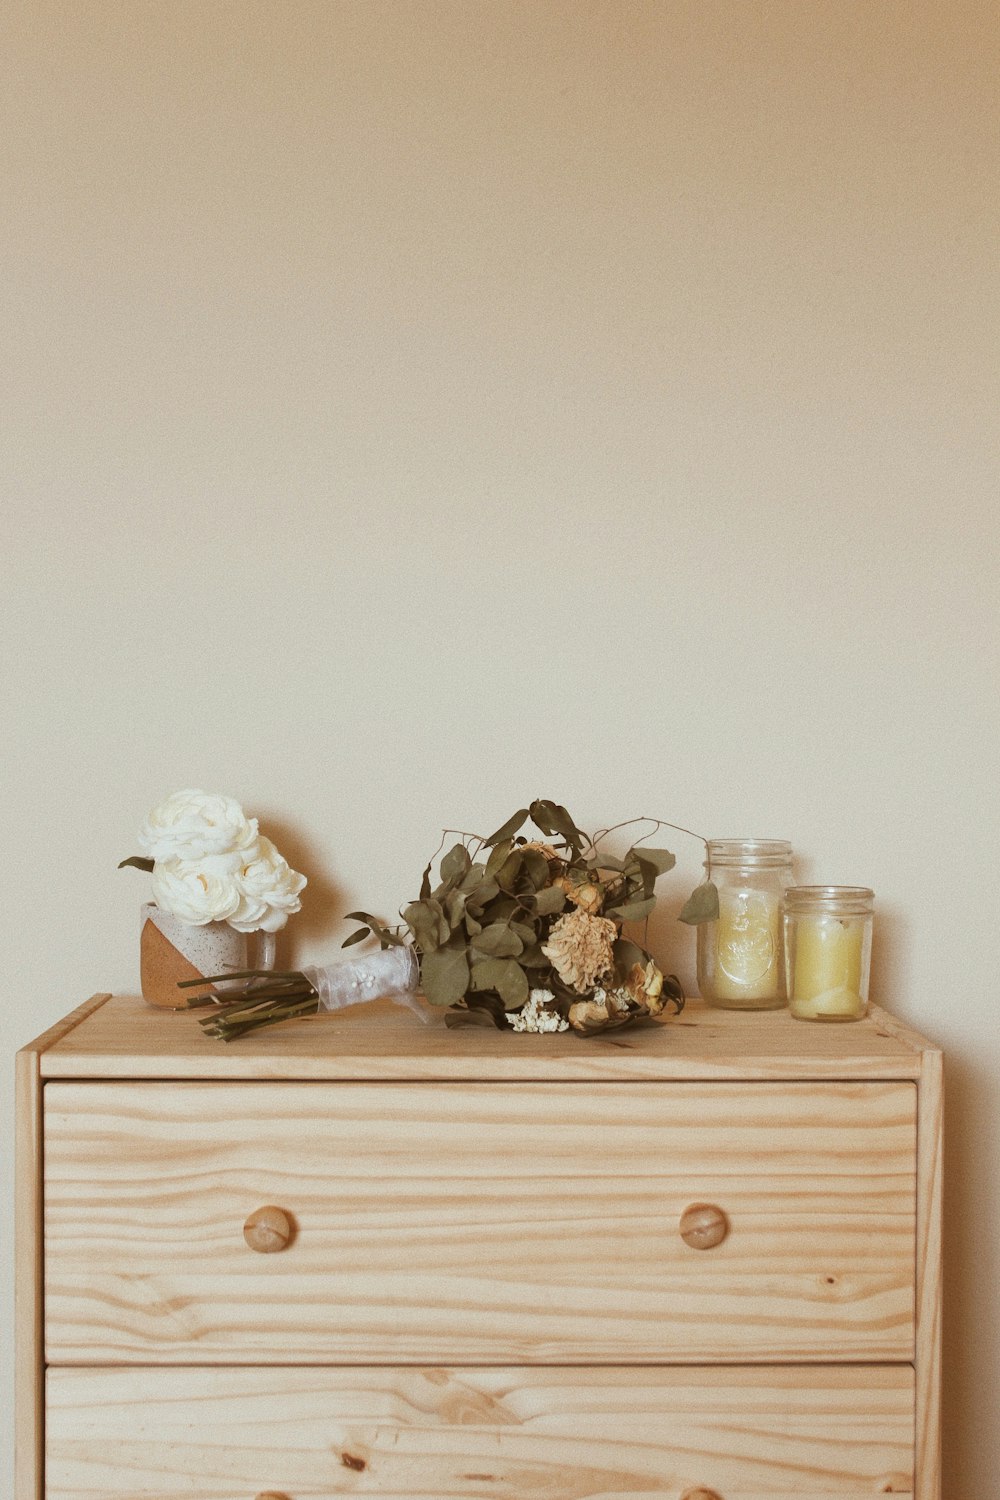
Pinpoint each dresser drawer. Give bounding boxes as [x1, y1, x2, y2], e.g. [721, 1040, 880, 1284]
[43, 1079, 916, 1364]
[46, 1364, 915, 1498]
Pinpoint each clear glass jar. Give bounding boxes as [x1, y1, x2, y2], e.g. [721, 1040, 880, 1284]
[697, 839, 794, 1009]
[783, 886, 874, 1021]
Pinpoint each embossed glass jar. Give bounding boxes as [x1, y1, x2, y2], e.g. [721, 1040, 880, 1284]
[784, 886, 874, 1021]
[697, 840, 794, 1009]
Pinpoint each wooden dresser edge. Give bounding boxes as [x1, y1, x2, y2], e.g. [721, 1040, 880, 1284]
[17, 992, 113, 1060]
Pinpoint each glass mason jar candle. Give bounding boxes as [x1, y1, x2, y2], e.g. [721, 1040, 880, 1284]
[783, 886, 874, 1021]
[697, 839, 794, 1009]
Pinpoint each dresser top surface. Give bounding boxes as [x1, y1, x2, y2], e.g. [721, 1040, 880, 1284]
[27, 993, 937, 1081]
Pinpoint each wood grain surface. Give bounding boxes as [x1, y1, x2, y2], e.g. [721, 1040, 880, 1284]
[44, 1079, 916, 1364]
[45, 1364, 915, 1499]
[16, 992, 112, 1500]
[38, 995, 925, 1081]
[914, 1046, 943, 1500]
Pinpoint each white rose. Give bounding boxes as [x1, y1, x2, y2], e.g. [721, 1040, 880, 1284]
[151, 851, 244, 926]
[138, 789, 258, 861]
[229, 835, 307, 934]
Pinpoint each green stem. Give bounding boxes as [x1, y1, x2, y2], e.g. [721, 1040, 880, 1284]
[203, 997, 320, 1042]
[585, 816, 710, 865]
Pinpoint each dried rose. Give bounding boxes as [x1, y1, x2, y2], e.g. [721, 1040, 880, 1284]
[542, 909, 618, 992]
[554, 876, 604, 914]
[627, 959, 666, 1012]
[567, 998, 610, 1032]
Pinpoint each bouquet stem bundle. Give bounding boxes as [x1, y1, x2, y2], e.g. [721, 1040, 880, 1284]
[180, 971, 320, 1042]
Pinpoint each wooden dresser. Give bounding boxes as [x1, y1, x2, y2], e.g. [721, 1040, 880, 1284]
[16, 993, 942, 1499]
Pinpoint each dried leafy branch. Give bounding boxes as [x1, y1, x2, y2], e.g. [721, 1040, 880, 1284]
[343, 798, 708, 1034]
[189, 799, 715, 1042]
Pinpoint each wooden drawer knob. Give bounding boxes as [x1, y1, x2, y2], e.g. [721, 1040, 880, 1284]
[679, 1202, 729, 1250]
[243, 1205, 292, 1253]
[681, 1490, 722, 1500]
[255, 1493, 290, 1500]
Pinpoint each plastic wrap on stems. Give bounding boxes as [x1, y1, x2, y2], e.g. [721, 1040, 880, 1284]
[301, 946, 427, 1023]
[183, 943, 427, 1041]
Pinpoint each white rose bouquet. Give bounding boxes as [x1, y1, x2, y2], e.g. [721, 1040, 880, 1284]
[121, 789, 306, 934]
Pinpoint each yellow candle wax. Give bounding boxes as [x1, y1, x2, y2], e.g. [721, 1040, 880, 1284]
[712, 888, 781, 1002]
[791, 915, 864, 1019]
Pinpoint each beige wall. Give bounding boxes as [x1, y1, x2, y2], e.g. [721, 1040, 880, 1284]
[3, 1, 997, 1490]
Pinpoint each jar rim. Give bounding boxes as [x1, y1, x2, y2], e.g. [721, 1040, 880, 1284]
[706, 838, 792, 867]
[784, 884, 874, 912]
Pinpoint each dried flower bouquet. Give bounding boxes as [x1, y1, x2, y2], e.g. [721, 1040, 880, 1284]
[191, 800, 713, 1041]
[345, 799, 691, 1034]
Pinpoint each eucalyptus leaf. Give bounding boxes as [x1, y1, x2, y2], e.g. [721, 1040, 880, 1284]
[465, 992, 508, 1022]
[471, 923, 524, 959]
[529, 798, 584, 849]
[460, 861, 488, 892]
[485, 839, 514, 879]
[612, 937, 650, 979]
[471, 958, 529, 1008]
[678, 880, 720, 925]
[344, 911, 404, 947]
[521, 848, 550, 891]
[497, 960, 529, 1008]
[440, 842, 472, 884]
[376, 924, 406, 947]
[444, 891, 467, 930]
[420, 946, 471, 1005]
[484, 808, 529, 846]
[609, 896, 657, 922]
[341, 927, 370, 947]
[433, 901, 451, 944]
[419, 861, 432, 900]
[530, 885, 567, 916]
[627, 845, 676, 876]
[494, 849, 523, 892]
[465, 877, 499, 913]
[403, 899, 450, 952]
[518, 942, 548, 968]
[118, 856, 155, 873]
[483, 895, 518, 923]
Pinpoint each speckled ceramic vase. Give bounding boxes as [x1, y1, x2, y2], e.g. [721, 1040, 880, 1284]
[139, 903, 276, 1009]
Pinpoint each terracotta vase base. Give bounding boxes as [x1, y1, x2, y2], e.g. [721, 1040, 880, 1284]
[140, 919, 206, 1008]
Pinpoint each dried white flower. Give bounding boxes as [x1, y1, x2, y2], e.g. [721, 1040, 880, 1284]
[592, 985, 633, 1015]
[507, 988, 569, 1033]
